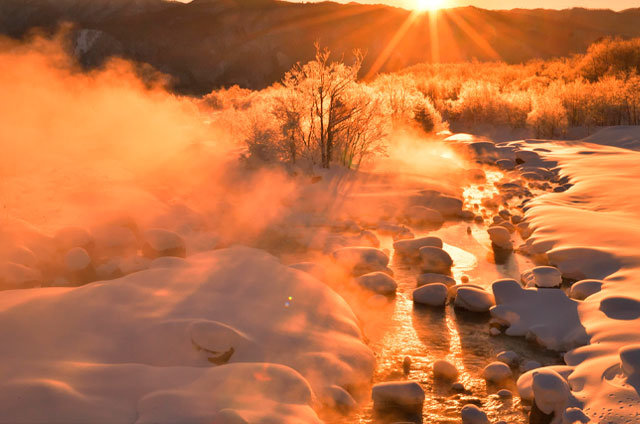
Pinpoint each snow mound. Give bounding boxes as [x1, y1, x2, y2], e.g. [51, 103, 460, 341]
[454, 286, 495, 312]
[354, 272, 397, 295]
[393, 236, 443, 261]
[516, 365, 574, 402]
[496, 350, 520, 368]
[569, 279, 602, 300]
[0, 247, 374, 423]
[521, 266, 563, 288]
[490, 279, 588, 351]
[412, 283, 448, 307]
[419, 246, 453, 275]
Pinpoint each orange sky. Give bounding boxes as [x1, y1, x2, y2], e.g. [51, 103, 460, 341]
[289, 0, 638, 11]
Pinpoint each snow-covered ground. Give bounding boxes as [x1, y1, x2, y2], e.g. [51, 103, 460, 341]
[518, 127, 640, 423]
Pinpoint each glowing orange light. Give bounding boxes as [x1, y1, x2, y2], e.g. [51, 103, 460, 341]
[414, 0, 446, 11]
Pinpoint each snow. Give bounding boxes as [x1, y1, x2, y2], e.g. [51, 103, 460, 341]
[419, 246, 453, 275]
[0, 262, 41, 289]
[432, 359, 459, 380]
[490, 278, 588, 351]
[454, 286, 495, 312]
[393, 236, 443, 261]
[482, 361, 513, 384]
[460, 404, 490, 424]
[371, 381, 425, 414]
[412, 283, 448, 307]
[521, 266, 563, 288]
[618, 344, 640, 378]
[0, 246, 374, 423]
[569, 279, 602, 300]
[416, 272, 456, 287]
[354, 272, 397, 295]
[517, 129, 640, 423]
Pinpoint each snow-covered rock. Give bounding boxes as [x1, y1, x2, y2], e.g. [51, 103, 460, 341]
[454, 287, 495, 312]
[0, 262, 42, 289]
[372, 381, 425, 414]
[404, 205, 444, 227]
[142, 228, 186, 259]
[416, 273, 456, 287]
[482, 361, 513, 384]
[521, 266, 563, 288]
[393, 236, 443, 261]
[321, 385, 356, 413]
[496, 350, 520, 368]
[488, 226, 513, 250]
[532, 368, 571, 417]
[516, 365, 574, 402]
[64, 247, 91, 272]
[419, 247, 453, 275]
[433, 359, 458, 380]
[332, 246, 390, 275]
[569, 279, 603, 300]
[460, 404, 489, 424]
[412, 283, 448, 307]
[490, 279, 588, 351]
[354, 272, 397, 295]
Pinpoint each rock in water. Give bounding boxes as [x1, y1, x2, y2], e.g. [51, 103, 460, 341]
[488, 226, 513, 250]
[482, 362, 513, 384]
[393, 236, 443, 261]
[332, 246, 390, 275]
[461, 404, 490, 424]
[454, 287, 495, 312]
[413, 283, 448, 307]
[521, 266, 562, 288]
[419, 247, 453, 275]
[354, 272, 397, 296]
[417, 273, 456, 287]
[372, 381, 425, 417]
[433, 359, 458, 380]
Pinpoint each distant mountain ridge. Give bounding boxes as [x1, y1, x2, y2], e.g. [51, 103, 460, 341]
[2, 0, 640, 94]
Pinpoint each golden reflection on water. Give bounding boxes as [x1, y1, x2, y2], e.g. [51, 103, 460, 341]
[335, 167, 563, 424]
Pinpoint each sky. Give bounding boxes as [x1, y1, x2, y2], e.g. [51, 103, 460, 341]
[288, 0, 639, 11]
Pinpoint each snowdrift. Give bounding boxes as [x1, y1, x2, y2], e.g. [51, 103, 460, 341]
[0, 246, 374, 423]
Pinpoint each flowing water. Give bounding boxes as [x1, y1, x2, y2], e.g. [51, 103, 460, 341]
[315, 168, 564, 424]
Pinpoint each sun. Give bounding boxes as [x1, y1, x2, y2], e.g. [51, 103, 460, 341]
[413, 0, 446, 11]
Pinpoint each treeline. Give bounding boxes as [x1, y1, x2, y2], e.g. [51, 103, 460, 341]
[401, 37, 640, 137]
[202, 37, 640, 169]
